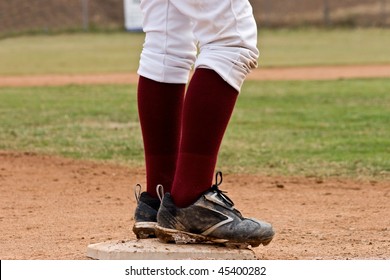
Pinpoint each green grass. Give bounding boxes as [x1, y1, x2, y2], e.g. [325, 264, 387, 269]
[1, 28, 390, 76]
[258, 28, 390, 67]
[1, 79, 389, 178]
[0, 84, 143, 164]
[0, 32, 145, 75]
[223, 78, 390, 177]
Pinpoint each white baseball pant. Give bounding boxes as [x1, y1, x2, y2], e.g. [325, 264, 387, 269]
[137, 0, 259, 92]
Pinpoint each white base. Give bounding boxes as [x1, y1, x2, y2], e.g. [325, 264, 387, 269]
[87, 239, 256, 260]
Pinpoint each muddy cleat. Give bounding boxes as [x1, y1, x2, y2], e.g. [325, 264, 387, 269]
[132, 184, 161, 239]
[155, 172, 275, 248]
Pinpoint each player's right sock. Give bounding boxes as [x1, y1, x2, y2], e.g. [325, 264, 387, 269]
[137, 76, 185, 198]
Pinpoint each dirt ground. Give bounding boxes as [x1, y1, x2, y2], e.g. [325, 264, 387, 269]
[0, 151, 389, 260]
[1, 66, 390, 260]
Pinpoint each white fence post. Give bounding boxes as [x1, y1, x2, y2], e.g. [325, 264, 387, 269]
[81, 0, 89, 31]
[323, 0, 331, 26]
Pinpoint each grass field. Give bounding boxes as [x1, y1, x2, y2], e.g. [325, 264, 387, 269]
[1, 28, 390, 75]
[1, 29, 390, 178]
[1, 79, 389, 178]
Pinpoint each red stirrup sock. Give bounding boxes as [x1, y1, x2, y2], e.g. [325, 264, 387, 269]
[171, 68, 238, 208]
[137, 76, 185, 198]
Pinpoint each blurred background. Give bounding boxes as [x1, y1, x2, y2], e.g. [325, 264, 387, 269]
[0, 0, 389, 37]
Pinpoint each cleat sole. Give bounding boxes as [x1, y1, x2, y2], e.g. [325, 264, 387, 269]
[132, 222, 157, 239]
[155, 225, 274, 248]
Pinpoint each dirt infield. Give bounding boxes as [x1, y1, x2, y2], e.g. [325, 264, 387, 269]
[0, 151, 389, 260]
[1, 64, 390, 87]
[1, 66, 389, 260]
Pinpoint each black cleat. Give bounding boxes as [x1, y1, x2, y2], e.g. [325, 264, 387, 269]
[155, 172, 275, 248]
[132, 185, 160, 239]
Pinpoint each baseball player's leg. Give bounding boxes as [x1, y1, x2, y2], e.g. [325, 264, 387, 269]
[156, 0, 274, 247]
[137, 0, 197, 197]
[133, 0, 196, 238]
[169, 0, 259, 206]
[137, 78, 184, 197]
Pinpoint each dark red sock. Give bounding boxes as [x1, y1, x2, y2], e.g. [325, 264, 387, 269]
[137, 76, 185, 198]
[171, 68, 238, 207]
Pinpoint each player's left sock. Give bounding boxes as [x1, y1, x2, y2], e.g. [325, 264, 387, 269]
[170, 68, 238, 208]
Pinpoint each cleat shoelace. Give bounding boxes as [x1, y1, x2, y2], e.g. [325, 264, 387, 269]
[210, 171, 236, 210]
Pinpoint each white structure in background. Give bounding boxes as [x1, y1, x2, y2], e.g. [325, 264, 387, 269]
[124, 0, 143, 31]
